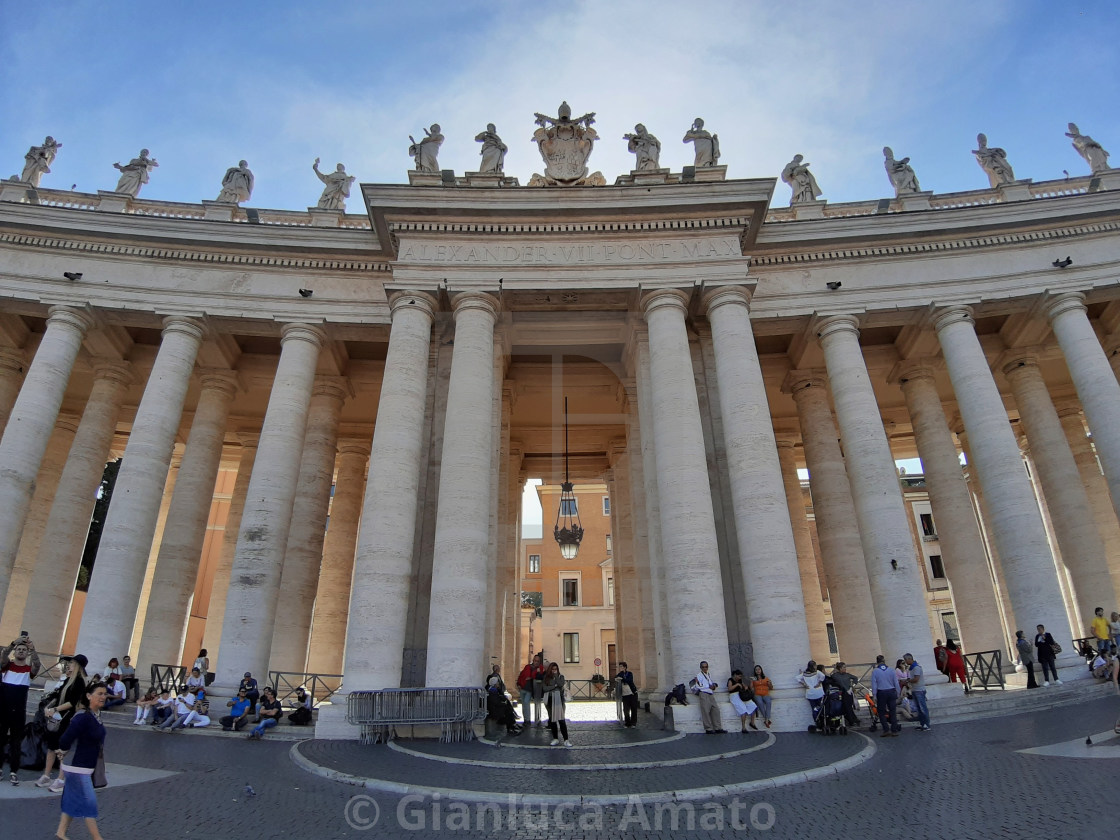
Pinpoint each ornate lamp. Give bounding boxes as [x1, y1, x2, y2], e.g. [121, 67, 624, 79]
[553, 397, 584, 561]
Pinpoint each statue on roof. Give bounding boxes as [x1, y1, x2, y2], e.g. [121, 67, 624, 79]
[1066, 122, 1110, 174]
[409, 124, 444, 173]
[312, 158, 355, 210]
[20, 136, 62, 187]
[528, 102, 604, 186]
[883, 146, 920, 196]
[215, 160, 254, 204]
[972, 134, 1015, 188]
[683, 118, 720, 167]
[112, 149, 159, 197]
[474, 124, 508, 174]
[781, 154, 822, 205]
[624, 124, 662, 171]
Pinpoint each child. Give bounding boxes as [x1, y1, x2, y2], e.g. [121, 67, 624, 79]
[133, 687, 160, 724]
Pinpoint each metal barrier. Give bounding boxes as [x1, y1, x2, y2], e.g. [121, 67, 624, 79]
[1073, 635, 1099, 658]
[563, 679, 614, 701]
[31, 652, 66, 687]
[347, 687, 487, 745]
[268, 671, 343, 709]
[963, 649, 1004, 691]
[150, 664, 187, 693]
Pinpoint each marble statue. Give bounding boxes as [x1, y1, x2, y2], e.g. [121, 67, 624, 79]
[474, 124, 507, 174]
[883, 146, 920, 195]
[112, 149, 159, 197]
[972, 134, 1015, 187]
[624, 124, 662, 171]
[1066, 122, 1110, 174]
[20, 136, 62, 187]
[216, 160, 254, 204]
[780, 154, 822, 204]
[312, 158, 355, 210]
[528, 102, 604, 186]
[409, 124, 444, 173]
[683, 118, 719, 167]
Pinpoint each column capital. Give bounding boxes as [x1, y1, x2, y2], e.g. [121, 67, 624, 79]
[91, 358, 133, 388]
[161, 314, 208, 342]
[701, 284, 753, 316]
[1052, 397, 1084, 420]
[450, 291, 500, 322]
[312, 375, 352, 403]
[814, 313, 860, 342]
[46, 305, 96, 335]
[782, 368, 828, 396]
[639, 287, 690, 319]
[280, 322, 328, 349]
[998, 346, 1043, 378]
[889, 358, 938, 387]
[198, 368, 240, 398]
[389, 291, 438, 321]
[236, 431, 261, 449]
[337, 438, 371, 458]
[773, 433, 800, 450]
[932, 305, 975, 334]
[0, 347, 26, 374]
[1044, 291, 1087, 322]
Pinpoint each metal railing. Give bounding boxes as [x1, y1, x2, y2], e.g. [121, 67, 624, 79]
[1073, 636, 1100, 658]
[963, 649, 1004, 691]
[268, 671, 343, 709]
[347, 687, 487, 745]
[563, 679, 614, 700]
[29, 652, 66, 687]
[149, 664, 188, 693]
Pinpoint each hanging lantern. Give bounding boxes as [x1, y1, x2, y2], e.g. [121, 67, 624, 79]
[553, 397, 584, 560]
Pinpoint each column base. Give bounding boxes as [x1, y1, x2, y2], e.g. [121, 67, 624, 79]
[658, 688, 814, 733]
[202, 200, 237, 221]
[96, 190, 134, 212]
[307, 207, 344, 227]
[462, 172, 520, 187]
[314, 701, 354, 740]
[997, 179, 1033, 202]
[614, 169, 675, 186]
[1090, 169, 1120, 192]
[896, 191, 933, 211]
[0, 178, 37, 203]
[791, 199, 827, 220]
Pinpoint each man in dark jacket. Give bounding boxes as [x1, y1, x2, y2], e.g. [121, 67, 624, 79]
[616, 662, 639, 727]
[827, 662, 860, 728]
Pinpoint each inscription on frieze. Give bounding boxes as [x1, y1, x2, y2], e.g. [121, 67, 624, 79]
[398, 236, 741, 265]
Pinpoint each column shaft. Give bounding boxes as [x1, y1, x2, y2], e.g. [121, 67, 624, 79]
[0, 306, 94, 608]
[934, 307, 1070, 646]
[787, 372, 881, 662]
[817, 315, 934, 660]
[0, 347, 27, 437]
[705, 287, 810, 680]
[269, 378, 347, 672]
[425, 293, 500, 686]
[896, 363, 1006, 653]
[215, 323, 325, 686]
[75, 317, 205, 668]
[136, 371, 238, 669]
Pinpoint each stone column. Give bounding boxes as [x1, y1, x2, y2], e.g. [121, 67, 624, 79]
[0, 413, 78, 642]
[774, 436, 832, 662]
[1002, 352, 1118, 619]
[425, 292, 501, 686]
[269, 377, 348, 673]
[624, 411, 659, 690]
[1046, 293, 1120, 527]
[306, 438, 368, 675]
[639, 289, 731, 682]
[75, 316, 206, 668]
[704, 286, 810, 681]
[0, 347, 27, 436]
[0, 306, 94, 608]
[342, 294, 437, 691]
[785, 371, 881, 662]
[135, 370, 238, 669]
[609, 442, 643, 684]
[200, 433, 258, 661]
[1055, 401, 1120, 596]
[214, 323, 326, 688]
[894, 360, 1006, 653]
[20, 362, 132, 652]
[933, 306, 1072, 649]
[816, 315, 935, 661]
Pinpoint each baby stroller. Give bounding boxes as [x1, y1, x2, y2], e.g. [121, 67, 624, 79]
[814, 685, 848, 735]
[854, 680, 878, 732]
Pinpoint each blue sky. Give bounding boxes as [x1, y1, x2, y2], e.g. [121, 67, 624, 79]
[2, 1, 1118, 211]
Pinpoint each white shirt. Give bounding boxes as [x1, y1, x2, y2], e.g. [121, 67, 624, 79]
[108, 679, 126, 698]
[694, 670, 718, 695]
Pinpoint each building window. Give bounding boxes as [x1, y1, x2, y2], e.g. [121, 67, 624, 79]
[602, 496, 611, 515]
[919, 512, 937, 538]
[607, 577, 615, 606]
[563, 632, 580, 663]
[561, 497, 578, 516]
[562, 578, 579, 606]
[605, 534, 612, 555]
[528, 554, 540, 574]
[929, 554, 946, 579]
[826, 622, 838, 655]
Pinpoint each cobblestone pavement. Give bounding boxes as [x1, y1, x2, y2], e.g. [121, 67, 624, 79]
[5, 695, 1115, 839]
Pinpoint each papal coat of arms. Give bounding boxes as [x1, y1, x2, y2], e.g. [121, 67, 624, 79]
[528, 102, 606, 187]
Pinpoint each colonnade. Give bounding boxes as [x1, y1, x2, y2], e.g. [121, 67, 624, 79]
[0, 286, 1119, 728]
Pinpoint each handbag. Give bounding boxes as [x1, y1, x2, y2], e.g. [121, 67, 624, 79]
[1050, 642, 1062, 655]
[92, 746, 107, 789]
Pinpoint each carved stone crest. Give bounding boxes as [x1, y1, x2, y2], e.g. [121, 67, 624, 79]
[528, 101, 605, 187]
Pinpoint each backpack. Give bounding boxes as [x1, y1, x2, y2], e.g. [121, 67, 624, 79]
[688, 677, 701, 695]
